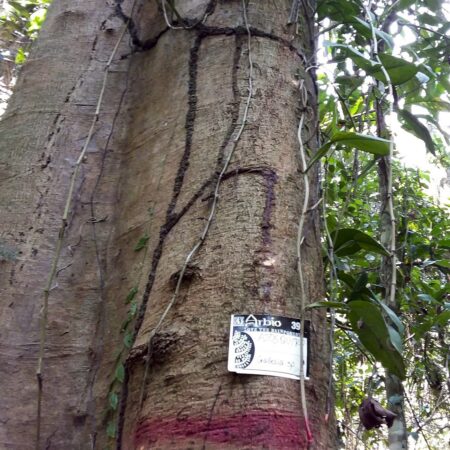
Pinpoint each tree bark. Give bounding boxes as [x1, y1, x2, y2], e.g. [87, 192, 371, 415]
[0, 1, 334, 449]
[0, 0, 131, 448]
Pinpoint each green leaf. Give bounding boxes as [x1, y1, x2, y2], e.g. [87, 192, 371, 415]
[337, 272, 356, 289]
[330, 132, 391, 154]
[417, 293, 438, 303]
[353, 272, 368, 293]
[438, 239, 450, 249]
[27, 8, 47, 33]
[129, 301, 138, 317]
[368, 54, 418, 85]
[346, 279, 404, 335]
[348, 301, 406, 379]
[106, 421, 117, 438]
[398, 109, 436, 156]
[332, 228, 390, 257]
[306, 301, 349, 311]
[125, 287, 138, 304]
[318, 0, 361, 22]
[435, 260, 450, 269]
[357, 158, 377, 179]
[327, 42, 418, 85]
[398, 0, 416, 9]
[307, 143, 333, 169]
[387, 325, 403, 354]
[121, 317, 131, 333]
[325, 42, 375, 72]
[115, 363, 125, 383]
[134, 234, 149, 251]
[350, 16, 394, 48]
[415, 310, 450, 339]
[109, 392, 119, 410]
[307, 132, 390, 170]
[123, 331, 133, 349]
[9, 1, 30, 17]
[15, 47, 26, 65]
[378, 301, 405, 334]
[415, 114, 450, 144]
[435, 310, 450, 326]
[418, 12, 440, 25]
[121, 302, 138, 332]
[408, 98, 450, 112]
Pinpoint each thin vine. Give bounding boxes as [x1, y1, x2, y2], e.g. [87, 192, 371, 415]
[352, 2, 398, 447]
[321, 159, 338, 423]
[296, 77, 314, 445]
[35, 5, 135, 448]
[364, 3, 397, 308]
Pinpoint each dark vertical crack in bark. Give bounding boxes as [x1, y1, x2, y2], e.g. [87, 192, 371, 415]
[132, 31, 206, 335]
[167, 34, 202, 217]
[117, 34, 203, 447]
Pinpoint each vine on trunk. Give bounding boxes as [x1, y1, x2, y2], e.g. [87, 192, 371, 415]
[35, 5, 136, 447]
[296, 77, 314, 445]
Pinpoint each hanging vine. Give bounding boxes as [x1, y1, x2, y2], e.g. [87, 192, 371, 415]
[295, 77, 314, 445]
[34, 8, 135, 447]
[364, 3, 397, 310]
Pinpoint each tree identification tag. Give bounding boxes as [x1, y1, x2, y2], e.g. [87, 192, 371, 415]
[228, 314, 310, 380]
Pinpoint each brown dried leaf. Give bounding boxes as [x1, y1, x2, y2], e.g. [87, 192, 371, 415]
[359, 397, 397, 430]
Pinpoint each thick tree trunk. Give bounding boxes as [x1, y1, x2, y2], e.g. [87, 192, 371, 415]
[0, 1, 334, 449]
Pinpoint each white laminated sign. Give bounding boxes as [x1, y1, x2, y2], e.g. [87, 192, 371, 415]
[228, 314, 310, 380]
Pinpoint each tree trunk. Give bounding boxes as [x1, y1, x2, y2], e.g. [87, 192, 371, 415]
[0, 1, 334, 449]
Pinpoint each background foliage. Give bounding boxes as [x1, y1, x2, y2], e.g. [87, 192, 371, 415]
[0, 0, 50, 112]
[316, 0, 449, 447]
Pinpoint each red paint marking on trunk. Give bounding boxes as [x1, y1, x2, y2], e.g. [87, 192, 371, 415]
[134, 409, 311, 448]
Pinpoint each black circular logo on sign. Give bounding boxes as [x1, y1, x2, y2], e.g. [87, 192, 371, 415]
[233, 331, 255, 369]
